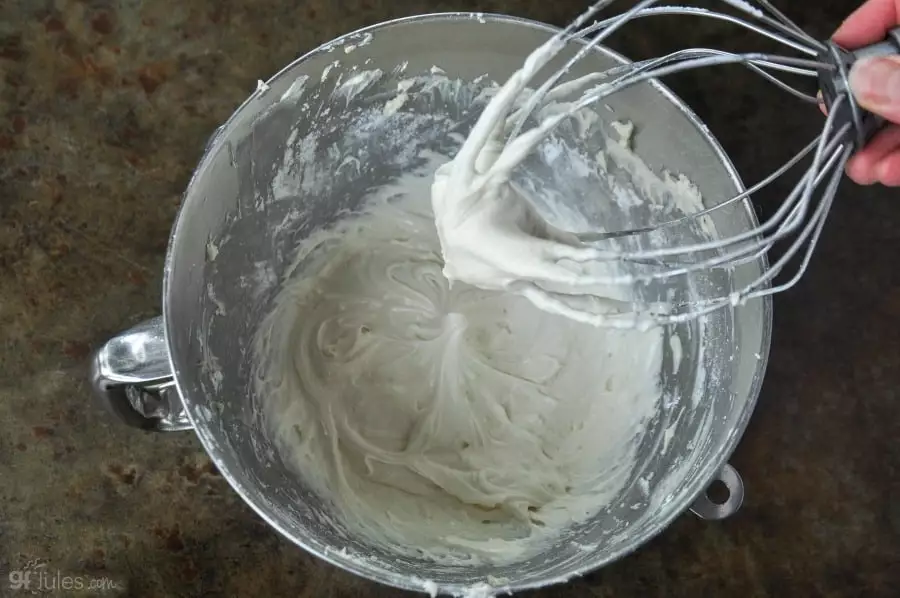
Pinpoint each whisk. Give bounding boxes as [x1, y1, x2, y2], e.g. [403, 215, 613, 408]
[453, 0, 899, 326]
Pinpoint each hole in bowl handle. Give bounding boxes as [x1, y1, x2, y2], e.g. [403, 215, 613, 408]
[90, 316, 192, 432]
[689, 463, 744, 521]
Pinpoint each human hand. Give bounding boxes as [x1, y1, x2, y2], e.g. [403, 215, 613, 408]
[834, 0, 900, 185]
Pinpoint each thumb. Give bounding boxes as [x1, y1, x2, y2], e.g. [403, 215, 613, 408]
[849, 55, 900, 124]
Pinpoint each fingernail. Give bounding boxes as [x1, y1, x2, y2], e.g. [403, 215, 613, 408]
[849, 56, 900, 107]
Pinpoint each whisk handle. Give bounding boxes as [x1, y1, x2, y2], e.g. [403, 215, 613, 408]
[853, 28, 900, 62]
[818, 27, 900, 149]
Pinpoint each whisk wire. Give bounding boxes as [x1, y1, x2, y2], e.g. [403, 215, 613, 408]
[617, 103, 850, 264]
[746, 147, 849, 300]
[482, 0, 870, 325]
[577, 7, 824, 101]
[494, 45, 846, 270]
[539, 115, 852, 291]
[577, 134, 823, 243]
[579, 5, 821, 57]
[742, 63, 820, 103]
[752, 0, 828, 52]
[509, 0, 662, 141]
[644, 123, 851, 322]
[660, 160, 844, 322]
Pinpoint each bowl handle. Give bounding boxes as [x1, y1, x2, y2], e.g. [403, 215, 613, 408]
[689, 463, 744, 521]
[90, 316, 192, 432]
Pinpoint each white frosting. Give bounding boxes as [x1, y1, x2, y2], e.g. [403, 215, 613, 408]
[255, 161, 664, 565]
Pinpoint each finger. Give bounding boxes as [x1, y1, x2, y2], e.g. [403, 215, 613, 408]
[875, 151, 900, 185]
[848, 56, 900, 123]
[846, 124, 900, 184]
[833, 0, 900, 48]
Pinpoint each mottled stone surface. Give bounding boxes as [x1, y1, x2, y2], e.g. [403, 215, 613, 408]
[0, 0, 898, 596]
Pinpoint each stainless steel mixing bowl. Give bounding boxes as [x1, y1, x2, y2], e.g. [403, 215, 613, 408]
[91, 13, 771, 596]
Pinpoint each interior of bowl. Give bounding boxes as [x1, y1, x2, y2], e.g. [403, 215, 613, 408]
[163, 13, 771, 595]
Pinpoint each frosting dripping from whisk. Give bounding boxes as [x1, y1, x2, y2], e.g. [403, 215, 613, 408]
[431, 33, 657, 329]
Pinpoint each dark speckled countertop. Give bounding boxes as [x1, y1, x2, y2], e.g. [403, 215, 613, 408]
[0, 0, 898, 596]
